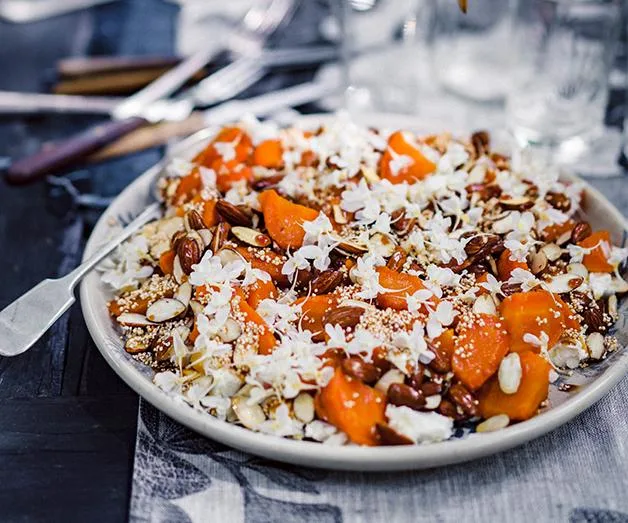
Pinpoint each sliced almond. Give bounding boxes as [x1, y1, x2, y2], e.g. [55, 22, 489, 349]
[556, 230, 572, 246]
[476, 414, 510, 433]
[231, 396, 266, 429]
[540, 242, 562, 262]
[174, 281, 192, 308]
[499, 196, 533, 210]
[218, 317, 242, 343]
[491, 212, 514, 234]
[567, 263, 588, 280]
[545, 273, 584, 294]
[198, 228, 214, 248]
[184, 209, 205, 231]
[529, 250, 548, 275]
[370, 232, 397, 258]
[293, 392, 315, 423]
[333, 235, 368, 256]
[189, 300, 204, 316]
[125, 336, 151, 354]
[424, 394, 442, 410]
[472, 294, 497, 316]
[146, 298, 186, 322]
[498, 353, 521, 394]
[117, 313, 156, 327]
[211, 222, 231, 253]
[610, 276, 628, 294]
[586, 332, 605, 360]
[375, 368, 405, 394]
[332, 204, 347, 225]
[218, 247, 245, 265]
[608, 295, 618, 321]
[231, 226, 271, 248]
[173, 254, 186, 284]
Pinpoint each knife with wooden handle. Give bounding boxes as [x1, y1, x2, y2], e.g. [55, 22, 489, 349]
[5, 46, 219, 185]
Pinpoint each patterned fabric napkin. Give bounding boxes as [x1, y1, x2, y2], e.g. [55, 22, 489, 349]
[129, 372, 628, 523]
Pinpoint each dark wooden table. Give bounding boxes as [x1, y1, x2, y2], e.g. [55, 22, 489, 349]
[0, 1, 179, 521]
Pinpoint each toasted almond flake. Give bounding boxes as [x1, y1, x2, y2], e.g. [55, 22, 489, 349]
[545, 273, 584, 294]
[218, 247, 245, 265]
[472, 294, 497, 316]
[540, 243, 562, 262]
[424, 394, 442, 410]
[375, 369, 405, 394]
[232, 226, 271, 247]
[117, 313, 156, 327]
[608, 295, 618, 320]
[360, 166, 380, 183]
[587, 332, 605, 360]
[146, 298, 186, 322]
[567, 263, 588, 280]
[173, 254, 186, 284]
[218, 317, 242, 343]
[332, 204, 348, 225]
[189, 300, 204, 315]
[231, 396, 266, 429]
[174, 281, 192, 308]
[530, 250, 548, 275]
[498, 353, 521, 394]
[293, 392, 315, 423]
[198, 228, 214, 248]
[370, 232, 397, 258]
[476, 414, 510, 433]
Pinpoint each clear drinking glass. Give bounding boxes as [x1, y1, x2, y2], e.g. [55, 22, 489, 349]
[506, 0, 620, 151]
[430, 0, 516, 103]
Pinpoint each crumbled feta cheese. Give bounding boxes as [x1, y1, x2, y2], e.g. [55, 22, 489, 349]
[386, 405, 453, 443]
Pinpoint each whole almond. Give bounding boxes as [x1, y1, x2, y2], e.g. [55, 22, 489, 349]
[391, 208, 416, 236]
[376, 423, 413, 445]
[420, 381, 443, 396]
[177, 237, 201, 274]
[310, 270, 344, 295]
[341, 357, 382, 384]
[170, 230, 187, 252]
[437, 398, 466, 421]
[323, 306, 364, 330]
[570, 221, 592, 244]
[387, 247, 408, 271]
[388, 383, 426, 411]
[428, 344, 452, 373]
[211, 222, 231, 253]
[251, 174, 284, 191]
[448, 383, 479, 417]
[184, 209, 205, 231]
[216, 199, 253, 226]
[471, 130, 490, 158]
[407, 364, 426, 390]
[545, 191, 571, 212]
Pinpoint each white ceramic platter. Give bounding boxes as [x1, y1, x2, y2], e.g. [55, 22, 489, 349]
[80, 113, 628, 471]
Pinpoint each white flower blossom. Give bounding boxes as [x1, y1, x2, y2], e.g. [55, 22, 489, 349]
[426, 301, 456, 339]
[302, 212, 334, 245]
[508, 268, 539, 292]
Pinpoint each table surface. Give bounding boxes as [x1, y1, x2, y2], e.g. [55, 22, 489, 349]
[0, 2, 627, 522]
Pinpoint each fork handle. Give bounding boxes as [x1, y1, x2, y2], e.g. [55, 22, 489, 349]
[5, 116, 147, 185]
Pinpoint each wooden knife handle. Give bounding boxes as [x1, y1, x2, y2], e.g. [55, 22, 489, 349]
[5, 117, 147, 185]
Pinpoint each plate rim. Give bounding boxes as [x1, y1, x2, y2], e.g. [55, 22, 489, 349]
[80, 112, 628, 471]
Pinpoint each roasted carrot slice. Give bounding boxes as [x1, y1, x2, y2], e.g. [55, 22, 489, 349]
[215, 163, 253, 193]
[295, 294, 339, 337]
[376, 266, 438, 312]
[500, 290, 570, 353]
[174, 167, 202, 203]
[579, 230, 614, 273]
[478, 351, 551, 421]
[232, 288, 276, 355]
[379, 131, 436, 184]
[259, 190, 318, 249]
[497, 249, 528, 281]
[246, 279, 279, 310]
[193, 127, 253, 167]
[159, 249, 176, 275]
[202, 199, 220, 228]
[453, 314, 510, 391]
[315, 367, 386, 446]
[234, 246, 290, 287]
[252, 139, 284, 168]
[541, 219, 574, 242]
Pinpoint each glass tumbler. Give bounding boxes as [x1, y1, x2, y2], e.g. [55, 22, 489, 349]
[506, 0, 620, 150]
[430, 0, 516, 103]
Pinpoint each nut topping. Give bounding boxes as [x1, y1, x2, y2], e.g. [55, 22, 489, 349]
[387, 383, 426, 411]
[216, 199, 253, 226]
[184, 209, 205, 231]
[177, 236, 201, 274]
[231, 226, 271, 248]
[322, 306, 364, 330]
[310, 270, 344, 295]
[570, 221, 592, 244]
[341, 357, 382, 384]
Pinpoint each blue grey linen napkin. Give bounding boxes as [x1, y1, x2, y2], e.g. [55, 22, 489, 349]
[129, 375, 628, 523]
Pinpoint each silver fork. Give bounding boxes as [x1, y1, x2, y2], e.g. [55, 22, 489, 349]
[0, 203, 161, 357]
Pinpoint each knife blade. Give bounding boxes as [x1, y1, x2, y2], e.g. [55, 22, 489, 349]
[5, 46, 220, 185]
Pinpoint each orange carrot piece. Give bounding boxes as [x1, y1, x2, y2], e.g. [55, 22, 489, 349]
[215, 163, 253, 193]
[479, 351, 551, 421]
[259, 190, 318, 249]
[541, 219, 574, 242]
[500, 290, 570, 353]
[246, 279, 279, 310]
[579, 230, 614, 273]
[232, 288, 276, 355]
[379, 131, 436, 184]
[376, 266, 438, 312]
[193, 127, 253, 168]
[453, 314, 510, 391]
[159, 249, 176, 275]
[174, 167, 202, 203]
[497, 249, 528, 281]
[202, 199, 220, 228]
[315, 367, 386, 446]
[252, 139, 284, 168]
[295, 294, 339, 337]
[234, 246, 290, 287]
